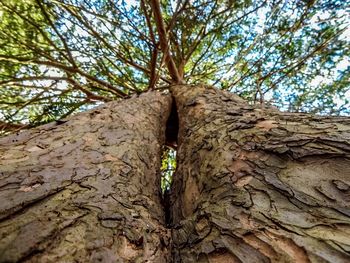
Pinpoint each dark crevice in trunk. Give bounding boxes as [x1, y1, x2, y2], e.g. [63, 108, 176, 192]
[165, 98, 179, 150]
[161, 97, 179, 227]
[162, 186, 171, 227]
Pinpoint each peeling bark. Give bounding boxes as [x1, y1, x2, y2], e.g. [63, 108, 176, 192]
[2, 84, 350, 263]
[170, 85, 350, 263]
[0, 91, 172, 262]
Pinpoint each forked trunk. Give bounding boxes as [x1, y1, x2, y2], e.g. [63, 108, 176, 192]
[1, 85, 350, 263]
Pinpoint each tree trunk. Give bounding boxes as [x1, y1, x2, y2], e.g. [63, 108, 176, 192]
[1, 85, 350, 263]
[0, 91, 172, 262]
[169, 85, 350, 262]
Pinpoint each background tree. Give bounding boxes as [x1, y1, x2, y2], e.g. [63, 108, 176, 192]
[0, 0, 349, 132]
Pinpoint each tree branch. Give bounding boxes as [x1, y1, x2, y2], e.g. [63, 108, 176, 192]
[149, 0, 182, 83]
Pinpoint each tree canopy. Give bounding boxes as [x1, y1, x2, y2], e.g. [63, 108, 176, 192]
[0, 0, 349, 131]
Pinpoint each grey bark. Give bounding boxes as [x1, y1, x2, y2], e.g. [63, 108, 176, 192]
[1, 84, 350, 263]
[0, 91, 172, 262]
[169, 85, 350, 263]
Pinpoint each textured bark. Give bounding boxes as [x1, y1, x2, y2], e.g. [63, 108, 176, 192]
[170, 85, 350, 263]
[2, 84, 350, 263]
[0, 91, 172, 262]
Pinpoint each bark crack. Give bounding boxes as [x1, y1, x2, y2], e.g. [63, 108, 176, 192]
[165, 98, 179, 149]
[161, 97, 179, 227]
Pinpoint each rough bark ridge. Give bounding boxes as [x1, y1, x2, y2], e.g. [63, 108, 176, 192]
[1, 85, 350, 263]
[170, 85, 350, 262]
[0, 91, 172, 262]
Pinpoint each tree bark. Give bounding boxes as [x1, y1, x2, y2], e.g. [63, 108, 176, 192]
[0, 91, 172, 262]
[1, 84, 350, 263]
[170, 84, 350, 263]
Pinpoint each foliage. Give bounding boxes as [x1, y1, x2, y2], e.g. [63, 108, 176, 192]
[160, 147, 176, 192]
[0, 0, 349, 130]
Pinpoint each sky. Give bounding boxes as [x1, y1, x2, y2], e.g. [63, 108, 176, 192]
[1, 0, 349, 121]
